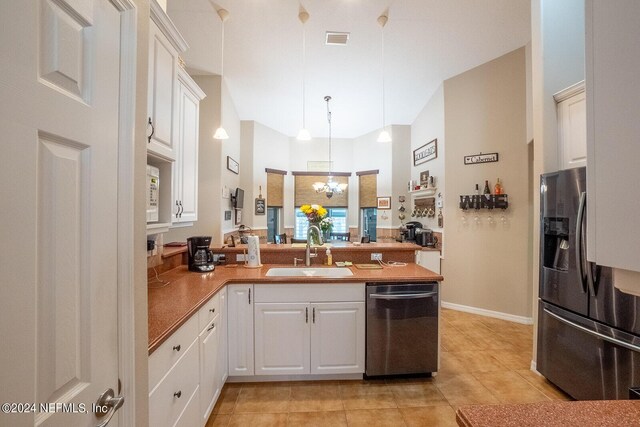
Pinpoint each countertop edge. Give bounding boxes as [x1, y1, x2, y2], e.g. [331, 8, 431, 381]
[148, 264, 443, 354]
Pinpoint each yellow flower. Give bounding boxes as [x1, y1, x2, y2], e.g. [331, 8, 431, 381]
[300, 205, 311, 214]
[317, 207, 327, 217]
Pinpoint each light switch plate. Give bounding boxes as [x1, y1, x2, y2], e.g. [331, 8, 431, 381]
[222, 186, 230, 199]
[436, 200, 443, 208]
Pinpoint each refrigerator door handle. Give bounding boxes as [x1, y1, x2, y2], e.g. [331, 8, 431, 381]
[581, 193, 598, 296]
[576, 192, 588, 293]
[543, 308, 640, 353]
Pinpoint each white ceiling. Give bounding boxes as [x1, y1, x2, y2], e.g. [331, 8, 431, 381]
[167, 0, 531, 139]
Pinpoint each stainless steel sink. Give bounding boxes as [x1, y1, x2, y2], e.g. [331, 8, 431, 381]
[265, 267, 354, 278]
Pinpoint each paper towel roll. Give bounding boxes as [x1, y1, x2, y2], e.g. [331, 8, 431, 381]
[247, 235, 262, 267]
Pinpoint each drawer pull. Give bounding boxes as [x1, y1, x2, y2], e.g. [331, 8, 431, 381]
[174, 390, 182, 398]
[172, 344, 181, 352]
[207, 322, 215, 332]
[209, 308, 215, 313]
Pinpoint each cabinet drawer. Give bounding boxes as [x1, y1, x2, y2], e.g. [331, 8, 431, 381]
[149, 314, 198, 390]
[174, 386, 200, 427]
[149, 338, 199, 427]
[198, 291, 221, 333]
[254, 283, 365, 303]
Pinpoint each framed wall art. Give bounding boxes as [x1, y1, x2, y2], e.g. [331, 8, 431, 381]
[227, 156, 239, 174]
[377, 196, 391, 210]
[413, 139, 438, 166]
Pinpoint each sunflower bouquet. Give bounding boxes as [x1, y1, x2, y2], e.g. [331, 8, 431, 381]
[299, 204, 328, 223]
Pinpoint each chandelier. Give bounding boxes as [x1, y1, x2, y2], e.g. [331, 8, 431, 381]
[312, 96, 347, 198]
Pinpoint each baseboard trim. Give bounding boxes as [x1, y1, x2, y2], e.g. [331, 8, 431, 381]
[441, 301, 534, 325]
[530, 360, 538, 372]
[228, 373, 362, 383]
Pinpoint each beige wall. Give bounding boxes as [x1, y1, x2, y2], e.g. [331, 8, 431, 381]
[442, 47, 531, 319]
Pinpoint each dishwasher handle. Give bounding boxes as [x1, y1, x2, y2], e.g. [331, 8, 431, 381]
[369, 291, 437, 300]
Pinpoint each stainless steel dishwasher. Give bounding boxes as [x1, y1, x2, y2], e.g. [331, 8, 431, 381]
[365, 282, 439, 376]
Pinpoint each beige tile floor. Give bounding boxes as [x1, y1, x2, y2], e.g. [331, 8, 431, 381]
[206, 308, 570, 426]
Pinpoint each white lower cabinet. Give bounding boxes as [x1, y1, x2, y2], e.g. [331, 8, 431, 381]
[310, 302, 365, 374]
[149, 287, 227, 427]
[227, 285, 254, 376]
[248, 283, 366, 377]
[198, 313, 219, 422]
[149, 337, 199, 427]
[416, 250, 441, 274]
[254, 303, 311, 375]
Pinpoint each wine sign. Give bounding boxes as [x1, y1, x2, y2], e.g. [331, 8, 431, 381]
[464, 152, 499, 165]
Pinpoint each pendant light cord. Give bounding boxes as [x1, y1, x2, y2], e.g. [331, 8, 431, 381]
[326, 96, 332, 174]
[381, 26, 385, 130]
[302, 24, 306, 129]
[220, 17, 225, 127]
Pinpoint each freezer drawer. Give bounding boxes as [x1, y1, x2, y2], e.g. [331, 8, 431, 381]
[366, 282, 438, 376]
[537, 301, 640, 400]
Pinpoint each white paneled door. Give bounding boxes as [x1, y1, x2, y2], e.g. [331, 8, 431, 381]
[0, 0, 131, 426]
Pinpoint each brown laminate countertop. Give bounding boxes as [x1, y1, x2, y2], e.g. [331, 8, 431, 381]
[148, 263, 443, 354]
[456, 401, 640, 427]
[212, 241, 422, 252]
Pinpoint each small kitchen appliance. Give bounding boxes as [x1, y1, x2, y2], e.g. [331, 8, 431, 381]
[416, 229, 438, 248]
[187, 236, 215, 272]
[402, 221, 423, 242]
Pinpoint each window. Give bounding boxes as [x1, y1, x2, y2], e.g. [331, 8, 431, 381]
[361, 208, 377, 241]
[295, 207, 348, 239]
[267, 207, 280, 243]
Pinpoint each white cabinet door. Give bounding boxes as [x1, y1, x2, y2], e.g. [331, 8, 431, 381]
[310, 302, 365, 374]
[586, 1, 640, 271]
[416, 251, 441, 274]
[228, 285, 254, 376]
[199, 317, 219, 423]
[556, 84, 586, 170]
[148, 21, 178, 161]
[172, 70, 204, 224]
[217, 288, 229, 389]
[254, 303, 311, 375]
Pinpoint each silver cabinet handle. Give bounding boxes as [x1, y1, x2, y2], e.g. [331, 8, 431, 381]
[173, 390, 182, 398]
[305, 307, 308, 323]
[209, 308, 215, 313]
[207, 322, 215, 332]
[369, 292, 437, 300]
[248, 288, 251, 304]
[147, 117, 154, 143]
[95, 388, 124, 427]
[178, 201, 183, 218]
[312, 307, 316, 323]
[543, 308, 640, 352]
[175, 200, 180, 218]
[172, 344, 181, 352]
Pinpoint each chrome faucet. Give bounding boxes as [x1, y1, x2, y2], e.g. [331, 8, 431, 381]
[305, 225, 323, 266]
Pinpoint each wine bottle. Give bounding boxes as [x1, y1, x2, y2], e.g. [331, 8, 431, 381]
[494, 178, 503, 195]
[483, 180, 491, 194]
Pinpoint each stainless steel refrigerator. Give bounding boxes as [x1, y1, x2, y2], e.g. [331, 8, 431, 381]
[537, 167, 640, 400]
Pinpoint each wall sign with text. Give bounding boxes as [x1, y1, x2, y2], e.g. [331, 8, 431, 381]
[464, 152, 499, 165]
[413, 139, 438, 166]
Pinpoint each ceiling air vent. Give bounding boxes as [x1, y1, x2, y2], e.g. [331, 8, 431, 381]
[325, 31, 350, 46]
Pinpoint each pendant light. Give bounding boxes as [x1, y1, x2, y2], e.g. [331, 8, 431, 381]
[213, 8, 230, 140]
[312, 96, 348, 198]
[377, 13, 392, 143]
[296, 10, 311, 141]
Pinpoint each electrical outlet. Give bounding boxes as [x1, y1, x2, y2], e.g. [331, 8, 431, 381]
[436, 200, 443, 208]
[371, 253, 382, 261]
[236, 254, 247, 262]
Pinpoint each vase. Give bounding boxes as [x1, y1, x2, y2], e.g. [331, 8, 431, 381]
[308, 221, 322, 245]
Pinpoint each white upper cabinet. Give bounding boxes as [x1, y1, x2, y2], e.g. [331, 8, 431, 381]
[147, 21, 178, 160]
[173, 69, 205, 224]
[585, 0, 640, 271]
[555, 81, 586, 170]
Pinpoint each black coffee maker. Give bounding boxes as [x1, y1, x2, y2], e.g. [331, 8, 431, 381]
[187, 236, 215, 272]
